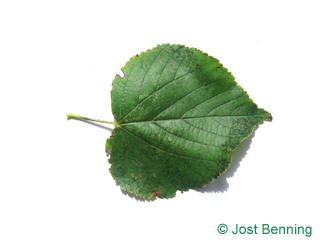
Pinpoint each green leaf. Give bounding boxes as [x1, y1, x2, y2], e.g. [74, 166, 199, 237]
[107, 44, 271, 199]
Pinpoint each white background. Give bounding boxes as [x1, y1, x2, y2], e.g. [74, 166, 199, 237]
[0, 1, 319, 239]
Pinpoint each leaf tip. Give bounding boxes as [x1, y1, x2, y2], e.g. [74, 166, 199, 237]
[266, 113, 273, 122]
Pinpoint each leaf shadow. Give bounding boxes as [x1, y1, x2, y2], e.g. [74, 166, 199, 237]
[119, 132, 255, 201]
[195, 132, 255, 194]
[67, 117, 114, 131]
[68, 116, 256, 199]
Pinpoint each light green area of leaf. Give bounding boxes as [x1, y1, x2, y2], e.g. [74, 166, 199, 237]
[107, 44, 271, 199]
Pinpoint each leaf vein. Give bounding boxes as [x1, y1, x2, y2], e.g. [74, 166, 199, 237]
[120, 54, 191, 122]
[182, 119, 240, 139]
[137, 45, 169, 104]
[152, 121, 219, 148]
[122, 127, 215, 163]
[155, 46, 183, 90]
[206, 95, 245, 116]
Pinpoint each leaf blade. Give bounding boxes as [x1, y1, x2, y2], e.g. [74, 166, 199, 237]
[107, 44, 271, 199]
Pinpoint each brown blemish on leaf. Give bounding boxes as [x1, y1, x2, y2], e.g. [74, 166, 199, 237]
[121, 68, 125, 77]
[142, 174, 145, 177]
[267, 114, 273, 122]
[152, 190, 160, 197]
[134, 173, 138, 177]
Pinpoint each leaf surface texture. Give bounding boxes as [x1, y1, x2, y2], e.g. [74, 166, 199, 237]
[107, 44, 271, 199]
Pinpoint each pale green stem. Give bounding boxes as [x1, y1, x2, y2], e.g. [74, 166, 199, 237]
[66, 113, 120, 127]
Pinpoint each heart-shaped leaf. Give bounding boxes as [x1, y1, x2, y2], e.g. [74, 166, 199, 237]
[106, 44, 271, 199]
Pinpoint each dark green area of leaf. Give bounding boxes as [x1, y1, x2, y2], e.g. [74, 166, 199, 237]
[107, 44, 271, 199]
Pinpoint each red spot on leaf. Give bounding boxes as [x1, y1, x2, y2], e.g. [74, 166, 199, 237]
[152, 190, 160, 197]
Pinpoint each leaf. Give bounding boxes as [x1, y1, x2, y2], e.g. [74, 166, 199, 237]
[107, 44, 271, 199]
